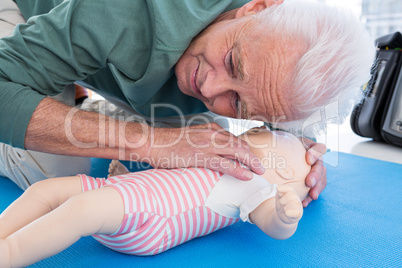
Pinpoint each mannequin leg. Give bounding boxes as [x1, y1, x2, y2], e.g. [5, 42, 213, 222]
[0, 176, 82, 238]
[0, 185, 124, 267]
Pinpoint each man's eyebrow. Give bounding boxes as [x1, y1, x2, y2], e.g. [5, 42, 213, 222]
[233, 42, 246, 81]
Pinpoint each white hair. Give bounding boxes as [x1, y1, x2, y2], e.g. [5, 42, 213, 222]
[253, 0, 375, 136]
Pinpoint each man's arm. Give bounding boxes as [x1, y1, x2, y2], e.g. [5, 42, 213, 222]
[26, 97, 264, 180]
[25, 97, 150, 160]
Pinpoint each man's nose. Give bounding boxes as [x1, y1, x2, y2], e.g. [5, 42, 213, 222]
[200, 70, 232, 102]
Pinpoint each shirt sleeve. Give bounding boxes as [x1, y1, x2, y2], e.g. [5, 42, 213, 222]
[0, 0, 128, 148]
[0, 0, 250, 148]
[239, 182, 277, 224]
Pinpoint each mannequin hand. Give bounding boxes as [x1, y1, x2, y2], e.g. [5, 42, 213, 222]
[275, 185, 303, 224]
[142, 123, 265, 181]
[300, 138, 328, 207]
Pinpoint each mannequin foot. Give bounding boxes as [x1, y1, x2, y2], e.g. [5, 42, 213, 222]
[108, 160, 130, 177]
[74, 84, 89, 105]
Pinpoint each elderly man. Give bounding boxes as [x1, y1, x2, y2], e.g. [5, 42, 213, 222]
[0, 0, 374, 207]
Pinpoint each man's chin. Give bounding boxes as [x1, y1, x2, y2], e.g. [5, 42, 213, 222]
[175, 78, 190, 96]
[178, 86, 197, 99]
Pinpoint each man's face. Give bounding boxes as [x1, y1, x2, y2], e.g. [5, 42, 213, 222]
[175, 14, 305, 121]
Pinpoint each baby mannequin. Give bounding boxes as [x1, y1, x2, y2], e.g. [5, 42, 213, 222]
[0, 128, 310, 267]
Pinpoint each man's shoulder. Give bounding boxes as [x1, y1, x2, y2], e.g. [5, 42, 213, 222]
[149, 0, 248, 52]
[14, 0, 63, 18]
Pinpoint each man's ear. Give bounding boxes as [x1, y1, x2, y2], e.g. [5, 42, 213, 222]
[236, 0, 284, 18]
[275, 166, 295, 180]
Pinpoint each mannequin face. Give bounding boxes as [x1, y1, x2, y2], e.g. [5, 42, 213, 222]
[238, 128, 311, 200]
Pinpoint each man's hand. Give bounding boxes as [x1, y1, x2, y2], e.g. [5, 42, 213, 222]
[301, 138, 328, 207]
[275, 185, 303, 224]
[144, 123, 265, 181]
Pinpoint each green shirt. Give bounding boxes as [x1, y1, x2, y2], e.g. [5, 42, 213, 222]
[0, 0, 247, 148]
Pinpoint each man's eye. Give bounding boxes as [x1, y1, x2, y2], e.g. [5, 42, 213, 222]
[226, 50, 234, 75]
[229, 50, 234, 73]
[235, 93, 241, 114]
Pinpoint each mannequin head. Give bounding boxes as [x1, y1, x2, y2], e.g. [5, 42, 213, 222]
[239, 128, 311, 200]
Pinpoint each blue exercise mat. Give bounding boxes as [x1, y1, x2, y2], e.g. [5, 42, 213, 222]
[0, 152, 401, 267]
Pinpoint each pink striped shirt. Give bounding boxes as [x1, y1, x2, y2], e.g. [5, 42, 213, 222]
[79, 168, 239, 256]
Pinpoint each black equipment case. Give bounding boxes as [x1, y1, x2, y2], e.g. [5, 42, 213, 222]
[350, 32, 402, 147]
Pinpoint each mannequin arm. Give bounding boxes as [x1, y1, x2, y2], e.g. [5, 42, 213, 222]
[0, 181, 124, 267]
[249, 185, 303, 240]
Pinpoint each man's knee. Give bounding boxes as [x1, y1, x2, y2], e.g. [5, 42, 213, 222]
[0, 0, 26, 38]
[0, 142, 91, 190]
